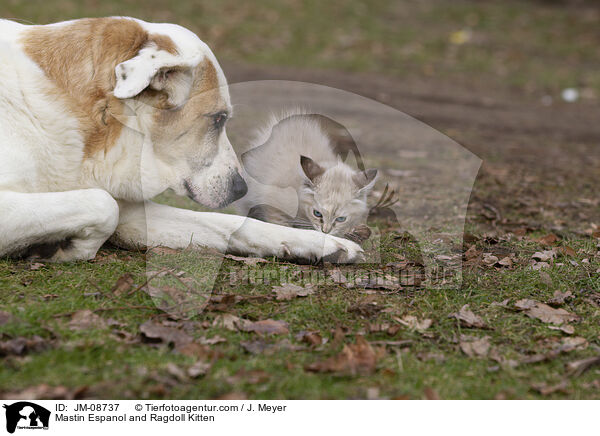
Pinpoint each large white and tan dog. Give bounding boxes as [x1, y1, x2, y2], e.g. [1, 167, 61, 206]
[0, 17, 362, 263]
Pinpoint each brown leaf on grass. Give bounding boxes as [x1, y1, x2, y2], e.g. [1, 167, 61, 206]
[188, 360, 212, 378]
[213, 313, 289, 335]
[557, 246, 576, 257]
[0, 311, 14, 326]
[0, 336, 49, 357]
[272, 283, 315, 301]
[29, 262, 45, 271]
[547, 290, 574, 307]
[423, 387, 440, 400]
[305, 336, 382, 376]
[212, 314, 251, 331]
[147, 246, 180, 255]
[176, 343, 216, 360]
[68, 310, 108, 331]
[531, 380, 569, 396]
[198, 335, 227, 345]
[464, 245, 480, 261]
[0, 384, 88, 400]
[244, 319, 289, 335]
[350, 273, 402, 291]
[139, 320, 192, 347]
[532, 250, 556, 262]
[459, 336, 490, 357]
[395, 315, 432, 332]
[111, 273, 134, 296]
[548, 325, 575, 335]
[224, 254, 268, 266]
[449, 304, 488, 329]
[165, 362, 188, 382]
[556, 336, 587, 352]
[144, 284, 210, 320]
[515, 299, 580, 325]
[296, 331, 324, 346]
[566, 356, 600, 377]
[537, 233, 559, 246]
[490, 299, 510, 308]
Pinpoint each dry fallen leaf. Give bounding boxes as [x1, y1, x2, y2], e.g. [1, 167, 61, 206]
[272, 283, 315, 301]
[531, 380, 569, 396]
[305, 336, 382, 376]
[224, 254, 268, 266]
[548, 325, 575, 335]
[449, 304, 488, 329]
[148, 246, 180, 255]
[459, 336, 490, 358]
[395, 315, 432, 332]
[68, 310, 108, 331]
[111, 273, 134, 296]
[212, 314, 252, 331]
[566, 356, 600, 377]
[537, 233, 559, 246]
[515, 299, 580, 325]
[423, 387, 440, 400]
[547, 290, 573, 307]
[139, 320, 192, 347]
[188, 360, 212, 378]
[296, 331, 324, 346]
[243, 319, 289, 335]
[532, 250, 556, 262]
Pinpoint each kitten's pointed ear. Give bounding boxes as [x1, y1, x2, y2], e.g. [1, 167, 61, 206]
[300, 155, 325, 182]
[354, 168, 378, 194]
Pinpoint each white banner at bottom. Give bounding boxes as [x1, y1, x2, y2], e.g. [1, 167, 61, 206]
[0, 399, 595, 435]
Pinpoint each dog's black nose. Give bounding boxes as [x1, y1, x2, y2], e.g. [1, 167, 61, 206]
[230, 171, 248, 201]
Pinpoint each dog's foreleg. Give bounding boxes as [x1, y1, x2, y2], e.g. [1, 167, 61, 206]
[0, 189, 119, 261]
[113, 201, 363, 263]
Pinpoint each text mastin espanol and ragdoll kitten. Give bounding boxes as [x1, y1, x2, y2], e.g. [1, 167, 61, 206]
[235, 112, 378, 242]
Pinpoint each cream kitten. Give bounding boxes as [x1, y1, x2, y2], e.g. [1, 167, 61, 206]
[235, 112, 377, 239]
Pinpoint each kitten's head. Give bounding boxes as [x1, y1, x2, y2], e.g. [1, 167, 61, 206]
[299, 155, 378, 237]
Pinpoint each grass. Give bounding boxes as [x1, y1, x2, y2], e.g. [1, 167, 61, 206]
[1, 221, 600, 399]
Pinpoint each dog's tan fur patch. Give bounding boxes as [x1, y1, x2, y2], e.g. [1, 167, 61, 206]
[20, 18, 179, 157]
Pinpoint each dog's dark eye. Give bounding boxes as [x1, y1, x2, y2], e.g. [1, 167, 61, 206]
[212, 112, 228, 130]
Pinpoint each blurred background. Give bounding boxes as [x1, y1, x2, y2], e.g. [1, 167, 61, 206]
[1, 0, 598, 100]
[2, 0, 598, 228]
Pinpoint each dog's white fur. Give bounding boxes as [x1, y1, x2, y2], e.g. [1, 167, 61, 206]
[0, 17, 362, 263]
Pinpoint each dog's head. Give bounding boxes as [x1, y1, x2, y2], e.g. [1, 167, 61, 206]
[23, 18, 246, 208]
[111, 20, 247, 208]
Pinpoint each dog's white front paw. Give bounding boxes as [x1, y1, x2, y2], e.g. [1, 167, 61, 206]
[282, 231, 364, 264]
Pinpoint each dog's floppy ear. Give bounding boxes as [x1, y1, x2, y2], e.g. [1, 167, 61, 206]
[113, 44, 197, 107]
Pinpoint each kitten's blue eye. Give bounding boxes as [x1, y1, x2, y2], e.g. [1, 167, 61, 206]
[335, 216, 346, 222]
[313, 209, 322, 218]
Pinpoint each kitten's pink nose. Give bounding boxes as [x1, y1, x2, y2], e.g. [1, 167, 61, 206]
[322, 223, 332, 233]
